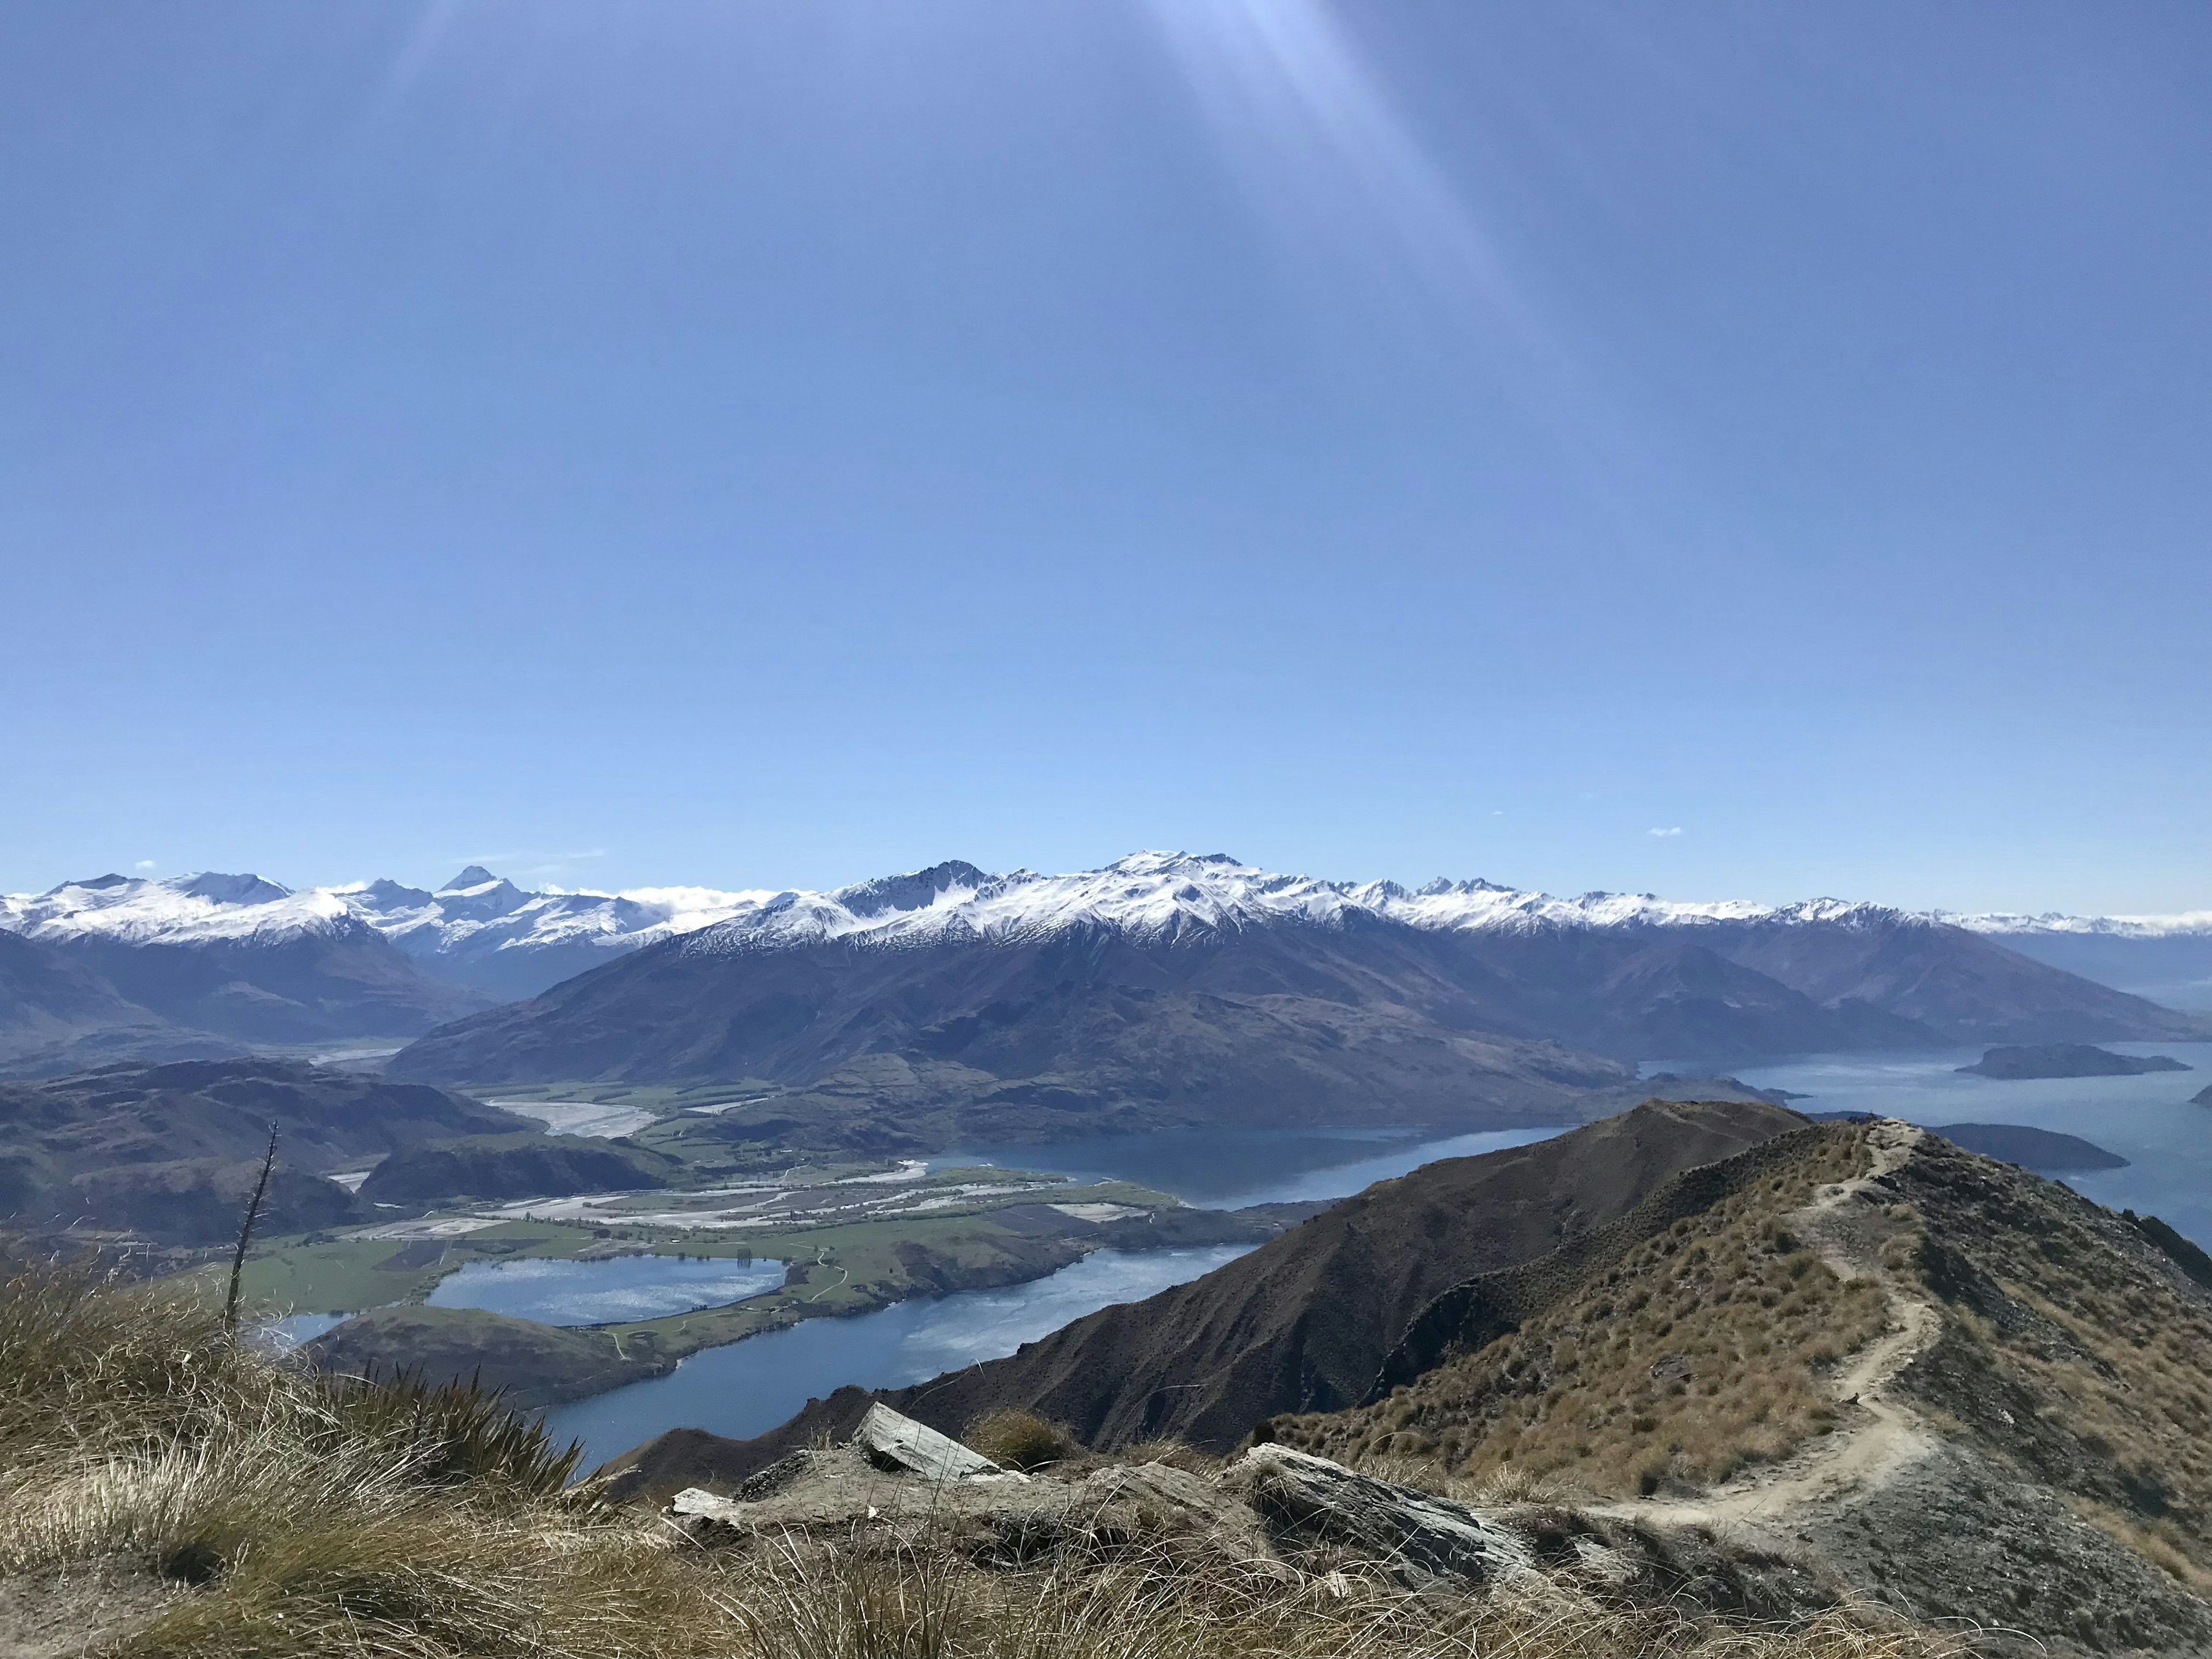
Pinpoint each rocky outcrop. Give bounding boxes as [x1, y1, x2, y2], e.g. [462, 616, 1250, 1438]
[655, 1419, 1849, 1621]
[1221, 1445, 1527, 1586]
[853, 1403, 1020, 1483]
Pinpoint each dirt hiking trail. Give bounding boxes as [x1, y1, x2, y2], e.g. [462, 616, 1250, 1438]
[1598, 1119, 1938, 1535]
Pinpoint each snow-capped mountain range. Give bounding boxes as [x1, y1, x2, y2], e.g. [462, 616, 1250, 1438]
[5, 851, 2208, 1001]
[388, 850, 2207, 1100]
[6, 851, 2205, 1085]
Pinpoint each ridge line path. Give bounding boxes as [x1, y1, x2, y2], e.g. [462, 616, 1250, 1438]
[1595, 1119, 1938, 1533]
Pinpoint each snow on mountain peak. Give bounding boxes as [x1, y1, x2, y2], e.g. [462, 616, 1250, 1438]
[1941, 908, 2212, 940]
[671, 851, 1819, 959]
[0, 872, 353, 944]
[6, 853, 2199, 994]
[175, 872, 292, 907]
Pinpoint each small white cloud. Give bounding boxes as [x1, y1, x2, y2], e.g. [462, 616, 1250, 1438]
[134, 859, 156, 870]
[1647, 827, 1683, 838]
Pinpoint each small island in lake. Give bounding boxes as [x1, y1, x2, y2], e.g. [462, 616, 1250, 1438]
[1958, 1043, 2191, 1081]
[2193, 1084, 2212, 1107]
[1930, 1122, 2128, 1173]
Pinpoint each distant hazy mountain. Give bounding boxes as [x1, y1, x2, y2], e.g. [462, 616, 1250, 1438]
[388, 854, 2199, 1116]
[339, 867, 770, 999]
[0, 873, 491, 1060]
[1943, 908, 2212, 1011]
[0, 928, 236, 1076]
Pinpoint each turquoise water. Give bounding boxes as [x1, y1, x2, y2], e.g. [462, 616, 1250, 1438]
[262, 1312, 349, 1350]
[541, 1244, 1254, 1470]
[927, 1124, 1561, 1206]
[426, 1253, 786, 1327]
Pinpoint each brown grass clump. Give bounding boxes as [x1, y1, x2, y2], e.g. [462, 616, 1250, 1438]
[965, 1407, 1084, 1472]
[0, 1251, 1959, 1658]
[1278, 1131, 1886, 1498]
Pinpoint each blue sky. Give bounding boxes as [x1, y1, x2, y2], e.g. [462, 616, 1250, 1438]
[2, 1, 2206, 913]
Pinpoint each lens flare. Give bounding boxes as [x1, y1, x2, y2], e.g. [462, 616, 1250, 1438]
[1142, 0, 1527, 327]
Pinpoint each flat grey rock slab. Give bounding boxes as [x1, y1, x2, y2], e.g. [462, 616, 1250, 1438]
[854, 1402, 1024, 1483]
[1224, 1445, 1529, 1585]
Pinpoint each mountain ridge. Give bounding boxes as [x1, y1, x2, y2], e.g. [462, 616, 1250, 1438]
[9, 853, 2200, 1085]
[14, 852, 2209, 1001]
[385, 853, 2199, 1100]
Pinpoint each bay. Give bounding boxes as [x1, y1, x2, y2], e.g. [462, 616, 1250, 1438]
[426, 1253, 786, 1327]
[540, 1244, 1254, 1471]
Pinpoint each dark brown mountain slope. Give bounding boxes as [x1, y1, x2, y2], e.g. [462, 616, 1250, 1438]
[601, 1097, 1804, 1499]
[1278, 1122, 1884, 1482]
[0, 1058, 528, 1245]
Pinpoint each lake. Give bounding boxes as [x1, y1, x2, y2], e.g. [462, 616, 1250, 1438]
[535, 1124, 1563, 1467]
[426, 1253, 787, 1326]
[540, 1244, 1256, 1470]
[262, 1312, 350, 1350]
[259, 1253, 790, 1349]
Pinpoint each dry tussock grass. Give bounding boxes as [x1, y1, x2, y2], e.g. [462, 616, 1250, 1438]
[1281, 1133, 1885, 1497]
[0, 1255, 1956, 1658]
[723, 1530, 1951, 1659]
[1909, 1182, 2212, 1586]
[963, 1407, 1083, 1472]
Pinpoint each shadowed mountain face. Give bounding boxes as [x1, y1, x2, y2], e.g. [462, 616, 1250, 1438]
[47, 917, 490, 1045]
[356, 1133, 678, 1204]
[392, 921, 1643, 1126]
[388, 865, 2198, 1149]
[600, 1097, 1806, 1499]
[0, 929, 237, 1077]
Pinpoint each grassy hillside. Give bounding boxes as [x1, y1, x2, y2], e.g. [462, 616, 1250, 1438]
[1278, 1124, 1885, 1494]
[0, 1252, 1952, 1659]
[1266, 1122, 2212, 1654]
